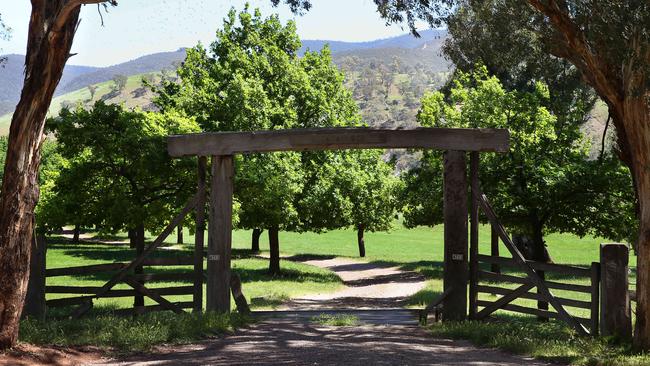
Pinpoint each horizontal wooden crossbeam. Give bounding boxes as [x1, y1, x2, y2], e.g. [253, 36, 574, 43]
[167, 128, 510, 157]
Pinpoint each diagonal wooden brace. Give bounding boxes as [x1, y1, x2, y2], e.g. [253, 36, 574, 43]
[69, 194, 198, 319]
[124, 277, 184, 314]
[475, 283, 535, 319]
[475, 190, 590, 335]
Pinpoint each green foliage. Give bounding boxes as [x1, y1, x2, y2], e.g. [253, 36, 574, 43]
[429, 318, 649, 366]
[299, 150, 402, 233]
[0, 12, 10, 66]
[311, 313, 361, 326]
[157, 6, 399, 239]
[236, 153, 305, 231]
[41, 101, 200, 234]
[401, 68, 636, 245]
[111, 74, 128, 93]
[20, 311, 246, 352]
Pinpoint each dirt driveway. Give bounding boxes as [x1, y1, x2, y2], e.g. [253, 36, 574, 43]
[97, 257, 553, 366]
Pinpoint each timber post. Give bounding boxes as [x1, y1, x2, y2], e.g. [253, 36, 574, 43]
[193, 156, 207, 313]
[23, 234, 46, 320]
[443, 150, 468, 321]
[207, 155, 234, 313]
[469, 152, 479, 319]
[600, 243, 632, 339]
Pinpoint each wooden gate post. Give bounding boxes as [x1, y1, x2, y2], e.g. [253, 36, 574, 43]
[23, 234, 46, 320]
[600, 243, 631, 339]
[207, 155, 234, 313]
[193, 156, 207, 313]
[469, 152, 479, 319]
[443, 150, 468, 321]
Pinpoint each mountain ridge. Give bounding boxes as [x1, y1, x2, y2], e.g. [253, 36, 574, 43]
[0, 29, 450, 118]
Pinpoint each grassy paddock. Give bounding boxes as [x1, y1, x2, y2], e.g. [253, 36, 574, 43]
[21, 309, 246, 353]
[44, 239, 342, 310]
[31, 224, 640, 362]
[429, 317, 650, 366]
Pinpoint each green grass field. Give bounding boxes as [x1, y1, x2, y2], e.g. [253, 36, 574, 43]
[22, 223, 647, 363]
[224, 224, 635, 320]
[47, 222, 634, 321]
[45, 238, 343, 311]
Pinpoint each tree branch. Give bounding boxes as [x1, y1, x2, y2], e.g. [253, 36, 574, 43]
[54, 0, 116, 32]
[526, 0, 623, 107]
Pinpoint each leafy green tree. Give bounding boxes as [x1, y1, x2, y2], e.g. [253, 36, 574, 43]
[42, 102, 200, 249]
[111, 74, 128, 93]
[401, 68, 635, 262]
[87, 85, 98, 101]
[336, 150, 401, 257]
[156, 7, 382, 273]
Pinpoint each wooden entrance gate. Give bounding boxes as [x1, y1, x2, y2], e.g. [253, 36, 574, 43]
[167, 127, 509, 321]
[468, 153, 598, 335]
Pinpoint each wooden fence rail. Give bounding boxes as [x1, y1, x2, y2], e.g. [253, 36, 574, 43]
[473, 255, 600, 334]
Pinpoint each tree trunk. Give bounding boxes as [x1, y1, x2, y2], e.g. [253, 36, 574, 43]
[251, 228, 262, 253]
[177, 224, 183, 244]
[0, 1, 83, 349]
[128, 228, 136, 249]
[357, 224, 366, 258]
[72, 224, 80, 243]
[530, 225, 552, 263]
[268, 227, 280, 275]
[132, 225, 145, 309]
[512, 232, 551, 263]
[627, 96, 650, 348]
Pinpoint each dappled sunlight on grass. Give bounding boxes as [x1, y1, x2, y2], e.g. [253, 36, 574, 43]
[429, 316, 649, 366]
[20, 308, 247, 352]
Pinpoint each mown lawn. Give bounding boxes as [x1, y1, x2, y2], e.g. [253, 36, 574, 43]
[44, 239, 343, 310]
[19, 236, 343, 351]
[24, 223, 644, 363]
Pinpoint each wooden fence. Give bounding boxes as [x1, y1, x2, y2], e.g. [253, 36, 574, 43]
[44, 256, 199, 315]
[472, 254, 600, 334]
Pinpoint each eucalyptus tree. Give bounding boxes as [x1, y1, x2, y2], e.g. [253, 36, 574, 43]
[401, 68, 635, 262]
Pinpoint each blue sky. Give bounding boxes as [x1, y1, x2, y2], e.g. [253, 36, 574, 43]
[1, 1, 421, 67]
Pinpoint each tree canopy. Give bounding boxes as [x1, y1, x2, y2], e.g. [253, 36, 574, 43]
[41, 102, 200, 237]
[156, 6, 399, 269]
[401, 67, 635, 261]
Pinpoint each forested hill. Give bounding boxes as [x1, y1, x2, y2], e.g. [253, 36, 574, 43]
[0, 29, 450, 118]
[0, 54, 100, 116]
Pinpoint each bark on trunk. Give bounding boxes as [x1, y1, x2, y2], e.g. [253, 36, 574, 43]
[357, 225, 366, 258]
[177, 224, 183, 244]
[627, 95, 650, 348]
[512, 231, 551, 263]
[0, 1, 82, 349]
[72, 225, 80, 243]
[251, 228, 262, 253]
[128, 229, 136, 249]
[268, 227, 280, 275]
[530, 225, 552, 263]
[133, 225, 145, 309]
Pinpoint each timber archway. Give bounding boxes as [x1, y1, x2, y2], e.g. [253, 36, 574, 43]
[167, 127, 509, 321]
